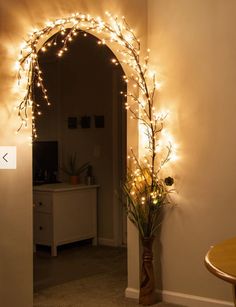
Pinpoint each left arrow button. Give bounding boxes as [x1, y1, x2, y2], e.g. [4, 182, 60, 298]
[3, 153, 8, 162]
[0, 147, 16, 169]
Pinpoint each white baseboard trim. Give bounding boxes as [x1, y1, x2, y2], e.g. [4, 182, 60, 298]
[125, 287, 139, 300]
[159, 289, 234, 307]
[125, 287, 233, 306]
[98, 237, 116, 246]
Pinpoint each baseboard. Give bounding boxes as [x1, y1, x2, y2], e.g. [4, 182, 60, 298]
[125, 287, 139, 300]
[159, 289, 234, 307]
[125, 287, 233, 306]
[98, 237, 116, 246]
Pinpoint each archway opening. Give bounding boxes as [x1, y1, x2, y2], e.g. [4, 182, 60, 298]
[32, 29, 127, 293]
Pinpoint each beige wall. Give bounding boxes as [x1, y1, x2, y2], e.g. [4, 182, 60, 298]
[148, 0, 236, 304]
[3, 0, 236, 305]
[0, 1, 147, 306]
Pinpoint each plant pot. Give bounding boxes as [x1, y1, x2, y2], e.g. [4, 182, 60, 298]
[70, 175, 79, 185]
[139, 236, 157, 306]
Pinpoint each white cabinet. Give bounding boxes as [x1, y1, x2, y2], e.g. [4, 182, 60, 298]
[33, 183, 98, 256]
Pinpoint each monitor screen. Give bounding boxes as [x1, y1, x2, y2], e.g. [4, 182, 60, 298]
[33, 141, 58, 185]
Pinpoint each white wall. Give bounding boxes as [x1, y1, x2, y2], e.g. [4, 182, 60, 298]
[148, 0, 236, 305]
[0, 1, 147, 306]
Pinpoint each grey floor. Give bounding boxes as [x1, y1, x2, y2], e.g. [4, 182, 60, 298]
[33, 241, 184, 307]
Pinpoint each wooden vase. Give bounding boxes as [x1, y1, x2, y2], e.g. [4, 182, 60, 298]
[139, 236, 157, 306]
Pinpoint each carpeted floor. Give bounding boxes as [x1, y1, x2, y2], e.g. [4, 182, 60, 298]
[33, 241, 185, 307]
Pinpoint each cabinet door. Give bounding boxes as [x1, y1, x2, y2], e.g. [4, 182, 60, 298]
[34, 212, 52, 245]
[53, 189, 97, 244]
[34, 192, 52, 213]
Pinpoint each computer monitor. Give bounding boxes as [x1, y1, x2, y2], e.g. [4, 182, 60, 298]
[33, 141, 58, 185]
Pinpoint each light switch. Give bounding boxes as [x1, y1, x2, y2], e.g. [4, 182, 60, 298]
[0, 146, 17, 169]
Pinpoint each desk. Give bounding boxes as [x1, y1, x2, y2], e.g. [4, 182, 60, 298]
[205, 237, 236, 306]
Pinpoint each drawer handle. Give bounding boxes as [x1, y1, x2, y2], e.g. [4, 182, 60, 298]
[39, 226, 43, 230]
[39, 202, 43, 206]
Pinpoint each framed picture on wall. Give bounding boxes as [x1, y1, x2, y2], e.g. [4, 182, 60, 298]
[94, 115, 104, 128]
[80, 116, 91, 128]
[67, 117, 77, 129]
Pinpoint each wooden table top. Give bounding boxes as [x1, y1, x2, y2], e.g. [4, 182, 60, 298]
[205, 237, 236, 284]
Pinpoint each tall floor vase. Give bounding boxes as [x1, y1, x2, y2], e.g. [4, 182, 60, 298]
[139, 236, 157, 306]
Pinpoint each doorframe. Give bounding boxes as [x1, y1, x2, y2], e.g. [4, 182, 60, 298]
[112, 69, 127, 246]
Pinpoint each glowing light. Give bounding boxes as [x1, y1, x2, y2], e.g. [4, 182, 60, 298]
[124, 32, 133, 43]
[14, 61, 21, 71]
[155, 81, 162, 90]
[148, 70, 156, 79]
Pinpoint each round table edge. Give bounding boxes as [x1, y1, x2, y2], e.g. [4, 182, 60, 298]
[205, 248, 236, 285]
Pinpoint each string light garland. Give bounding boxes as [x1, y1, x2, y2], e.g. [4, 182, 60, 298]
[16, 12, 143, 138]
[15, 12, 177, 237]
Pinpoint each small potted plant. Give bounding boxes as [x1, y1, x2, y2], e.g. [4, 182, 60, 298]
[62, 152, 90, 185]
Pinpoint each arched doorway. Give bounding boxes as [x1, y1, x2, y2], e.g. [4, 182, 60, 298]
[32, 30, 127, 249]
[32, 30, 127, 291]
